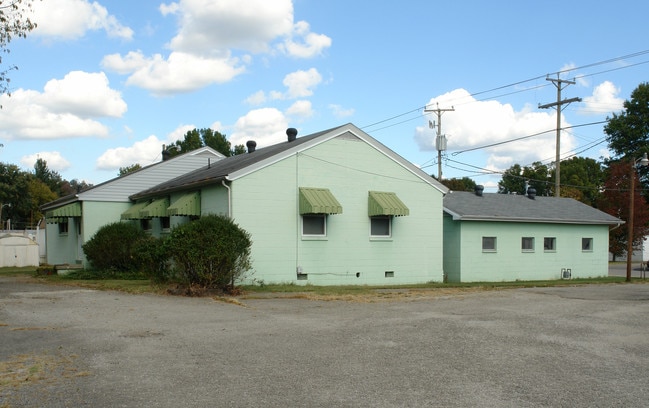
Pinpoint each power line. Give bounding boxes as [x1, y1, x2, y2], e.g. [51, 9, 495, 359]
[361, 49, 649, 132]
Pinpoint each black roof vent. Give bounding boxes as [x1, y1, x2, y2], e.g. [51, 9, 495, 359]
[287, 127, 298, 142]
[527, 187, 536, 199]
[474, 185, 484, 197]
[246, 140, 257, 153]
[162, 144, 171, 161]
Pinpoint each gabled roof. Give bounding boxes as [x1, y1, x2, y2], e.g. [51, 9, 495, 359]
[443, 191, 622, 225]
[131, 123, 449, 200]
[41, 146, 224, 211]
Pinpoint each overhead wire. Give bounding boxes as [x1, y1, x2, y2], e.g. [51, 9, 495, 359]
[360, 49, 649, 132]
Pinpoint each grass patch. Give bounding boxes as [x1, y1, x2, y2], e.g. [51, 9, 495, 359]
[0, 266, 38, 277]
[0, 266, 641, 300]
[239, 276, 631, 301]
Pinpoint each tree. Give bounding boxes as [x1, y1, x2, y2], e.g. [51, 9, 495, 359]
[1, 0, 38, 96]
[604, 82, 649, 159]
[27, 178, 56, 224]
[0, 161, 31, 228]
[168, 128, 246, 158]
[34, 158, 63, 195]
[604, 82, 649, 191]
[440, 177, 476, 192]
[557, 157, 604, 206]
[119, 163, 142, 177]
[498, 162, 551, 195]
[598, 161, 649, 260]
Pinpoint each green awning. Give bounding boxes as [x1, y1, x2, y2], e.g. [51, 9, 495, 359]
[139, 197, 169, 218]
[121, 201, 150, 220]
[299, 188, 342, 215]
[368, 191, 409, 217]
[167, 192, 201, 216]
[45, 202, 81, 223]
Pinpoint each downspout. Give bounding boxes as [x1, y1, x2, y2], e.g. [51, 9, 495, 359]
[221, 179, 231, 217]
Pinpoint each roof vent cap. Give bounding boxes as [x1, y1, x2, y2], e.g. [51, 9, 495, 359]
[474, 185, 484, 197]
[287, 127, 298, 142]
[527, 187, 536, 199]
[246, 140, 257, 153]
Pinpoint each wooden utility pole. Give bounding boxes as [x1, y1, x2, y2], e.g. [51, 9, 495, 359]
[538, 75, 581, 197]
[424, 103, 454, 181]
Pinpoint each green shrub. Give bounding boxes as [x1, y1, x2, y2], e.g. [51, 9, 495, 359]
[133, 235, 170, 283]
[166, 214, 252, 291]
[82, 222, 147, 275]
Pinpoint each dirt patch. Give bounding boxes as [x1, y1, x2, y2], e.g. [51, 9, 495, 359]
[239, 286, 499, 303]
[0, 351, 90, 394]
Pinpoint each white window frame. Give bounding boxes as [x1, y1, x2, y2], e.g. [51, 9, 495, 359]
[482, 236, 497, 252]
[58, 220, 69, 235]
[582, 237, 593, 252]
[522, 237, 535, 252]
[544, 237, 556, 252]
[370, 216, 392, 238]
[302, 214, 326, 237]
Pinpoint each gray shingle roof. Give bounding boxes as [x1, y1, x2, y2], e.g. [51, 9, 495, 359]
[131, 123, 448, 200]
[130, 126, 336, 200]
[444, 191, 622, 225]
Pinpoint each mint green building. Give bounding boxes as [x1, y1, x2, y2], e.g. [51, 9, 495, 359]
[443, 187, 622, 282]
[130, 123, 449, 285]
[41, 147, 223, 267]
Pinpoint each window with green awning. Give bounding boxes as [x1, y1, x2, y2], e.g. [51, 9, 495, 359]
[139, 197, 169, 218]
[299, 188, 342, 215]
[167, 192, 200, 216]
[368, 191, 409, 217]
[45, 202, 81, 223]
[120, 201, 150, 220]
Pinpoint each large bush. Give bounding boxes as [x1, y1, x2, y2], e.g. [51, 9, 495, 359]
[82, 222, 147, 274]
[166, 214, 252, 291]
[132, 235, 170, 283]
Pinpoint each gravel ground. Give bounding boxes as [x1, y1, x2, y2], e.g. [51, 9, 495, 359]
[1, 278, 648, 407]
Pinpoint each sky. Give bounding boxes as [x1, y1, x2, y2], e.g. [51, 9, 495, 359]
[1, 0, 648, 192]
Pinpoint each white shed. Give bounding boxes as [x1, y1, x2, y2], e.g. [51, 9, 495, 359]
[0, 234, 40, 267]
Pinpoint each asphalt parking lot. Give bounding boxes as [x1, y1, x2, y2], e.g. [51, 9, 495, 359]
[1, 277, 648, 408]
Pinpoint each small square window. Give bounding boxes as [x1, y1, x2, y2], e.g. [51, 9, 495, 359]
[370, 216, 391, 237]
[544, 237, 556, 251]
[482, 236, 497, 252]
[522, 237, 534, 252]
[58, 221, 69, 235]
[302, 215, 326, 236]
[140, 219, 152, 231]
[161, 217, 171, 230]
[582, 238, 593, 251]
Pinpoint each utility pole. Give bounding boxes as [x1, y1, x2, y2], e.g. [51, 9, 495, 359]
[424, 103, 454, 181]
[538, 74, 581, 197]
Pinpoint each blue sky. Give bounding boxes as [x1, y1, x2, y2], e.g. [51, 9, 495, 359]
[1, 0, 648, 192]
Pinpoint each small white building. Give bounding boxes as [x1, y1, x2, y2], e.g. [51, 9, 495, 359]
[0, 233, 40, 267]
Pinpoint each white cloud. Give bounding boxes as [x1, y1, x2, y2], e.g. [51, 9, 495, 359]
[21, 152, 71, 172]
[286, 100, 313, 119]
[0, 71, 126, 141]
[32, 0, 133, 40]
[283, 68, 322, 98]
[95, 124, 199, 170]
[329, 104, 355, 118]
[96, 136, 164, 170]
[102, 51, 245, 95]
[245, 90, 267, 105]
[228, 108, 289, 147]
[280, 21, 332, 58]
[580, 81, 624, 115]
[104, 1, 329, 95]
[162, 0, 294, 55]
[41, 71, 127, 118]
[415, 89, 570, 172]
